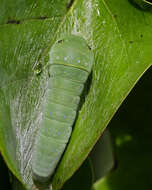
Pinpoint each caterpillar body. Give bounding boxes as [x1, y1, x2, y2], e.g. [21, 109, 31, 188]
[32, 35, 93, 183]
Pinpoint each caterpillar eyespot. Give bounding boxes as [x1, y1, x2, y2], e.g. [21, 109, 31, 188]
[129, 0, 152, 10]
[32, 35, 94, 184]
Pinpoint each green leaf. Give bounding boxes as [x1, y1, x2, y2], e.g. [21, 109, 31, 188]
[0, 90, 21, 182]
[52, 0, 152, 189]
[0, 0, 70, 189]
[89, 129, 115, 181]
[0, 0, 152, 189]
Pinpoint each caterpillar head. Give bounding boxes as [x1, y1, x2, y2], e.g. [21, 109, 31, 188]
[49, 35, 94, 73]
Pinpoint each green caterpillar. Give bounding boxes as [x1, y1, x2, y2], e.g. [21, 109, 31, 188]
[32, 35, 94, 182]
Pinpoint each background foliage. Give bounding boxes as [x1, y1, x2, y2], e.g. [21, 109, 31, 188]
[0, 0, 151, 189]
